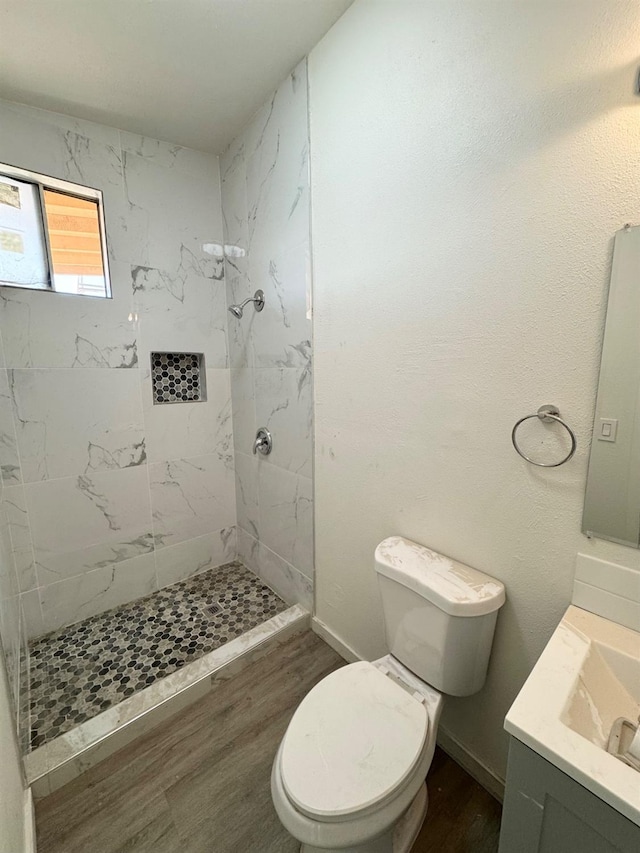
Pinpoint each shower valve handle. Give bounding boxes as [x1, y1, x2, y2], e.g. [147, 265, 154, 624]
[253, 427, 273, 456]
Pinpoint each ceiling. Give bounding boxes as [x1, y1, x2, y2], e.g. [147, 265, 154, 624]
[0, 0, 353, 153]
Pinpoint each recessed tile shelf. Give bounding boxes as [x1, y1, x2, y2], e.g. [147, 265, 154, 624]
[151, 351, 206, 404]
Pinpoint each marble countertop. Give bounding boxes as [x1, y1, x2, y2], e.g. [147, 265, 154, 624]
[505, 605, 640, 826]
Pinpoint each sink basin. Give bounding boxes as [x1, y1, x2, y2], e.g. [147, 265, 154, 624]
[505, 605, 640, 826]
[562, 638, 639, 751]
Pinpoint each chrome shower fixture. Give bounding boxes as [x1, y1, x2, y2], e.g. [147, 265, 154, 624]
[228, 289, 265, 319]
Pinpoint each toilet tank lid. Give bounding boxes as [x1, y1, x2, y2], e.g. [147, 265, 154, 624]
[375, 537, 506, 617]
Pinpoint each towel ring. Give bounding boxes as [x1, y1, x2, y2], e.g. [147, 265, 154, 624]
[511, 405, 577, 468]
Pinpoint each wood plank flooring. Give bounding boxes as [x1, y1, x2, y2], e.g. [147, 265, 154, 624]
[416, 748, 502, 852]
[35, 631, 502, 853]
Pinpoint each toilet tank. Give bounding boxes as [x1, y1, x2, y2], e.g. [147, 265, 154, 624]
[375, 537, 505, 697]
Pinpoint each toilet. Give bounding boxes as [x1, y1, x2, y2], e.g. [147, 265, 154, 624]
[271, 536, 506, 853]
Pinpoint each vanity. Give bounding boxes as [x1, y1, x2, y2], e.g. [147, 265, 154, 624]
[499, 606, 640, 853]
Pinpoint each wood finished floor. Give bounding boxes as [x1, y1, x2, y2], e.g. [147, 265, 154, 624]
[35, 631, 502, 853]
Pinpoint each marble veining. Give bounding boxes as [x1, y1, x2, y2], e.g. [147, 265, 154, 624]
[221, 59, 314, 608]
[2, 484, 36, 591]
[9, 365, 146, 484]
[156, 528, 236, 589]
[0, 368, 21, 485]
[133, 264, 228, 371]
[0, 99, 234, 654]
[376, 536, 506, 606]
[84, 439, 147, 474]
[72, 334, 138, 369]
[131, 242, 223, 305]
[150, 455, 235, 548]
[0, 478, 23, 728]
[26, 465, 154, 587]
[60, 129, 122, 189]
[38, 553, 157, 637]
[141, 368, 234, 466]
[0, 286, 139, 371]
[255, 365, 312, 477]
[238, 527, 312, 611]
[8, 368, 49, 481]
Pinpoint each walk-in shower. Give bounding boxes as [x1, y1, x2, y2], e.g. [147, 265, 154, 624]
[0, 56, 313, 799]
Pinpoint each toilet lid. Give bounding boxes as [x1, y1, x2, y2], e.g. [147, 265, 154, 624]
[280, 661, 428, 820]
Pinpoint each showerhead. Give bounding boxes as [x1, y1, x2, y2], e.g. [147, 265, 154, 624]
[227, 290, 265, 320]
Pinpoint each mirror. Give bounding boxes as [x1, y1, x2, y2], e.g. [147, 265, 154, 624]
[583, 225, 640, 547]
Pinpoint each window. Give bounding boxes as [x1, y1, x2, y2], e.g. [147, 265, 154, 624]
[0, 164, 111, 298]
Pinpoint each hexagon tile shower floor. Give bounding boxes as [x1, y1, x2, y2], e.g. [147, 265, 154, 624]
[27, 562, 287, 749]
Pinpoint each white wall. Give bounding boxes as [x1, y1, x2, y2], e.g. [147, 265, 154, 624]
[309, 0, 640, 781]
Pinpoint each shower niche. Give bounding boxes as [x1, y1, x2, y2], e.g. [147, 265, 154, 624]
[151, 351, 206, 404]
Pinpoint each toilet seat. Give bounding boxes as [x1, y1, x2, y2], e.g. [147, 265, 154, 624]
[280, 661, 429, 822]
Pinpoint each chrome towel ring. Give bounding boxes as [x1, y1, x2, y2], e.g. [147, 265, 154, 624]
[511, 405, 577, 468]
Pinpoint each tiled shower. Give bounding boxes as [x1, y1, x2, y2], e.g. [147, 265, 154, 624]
[0, 61, 312, 771]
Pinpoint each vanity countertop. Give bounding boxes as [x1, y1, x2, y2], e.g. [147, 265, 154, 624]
[505, 605, 640, 827]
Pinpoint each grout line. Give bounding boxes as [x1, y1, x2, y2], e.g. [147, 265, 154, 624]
[1, 356, 44, 634]
[24, 528, 237, 596]
[238, 525, 312, 590]
[0, 366, 234, 371]
[304, 53, 317, 620]
[0, 326, 38, 742]
[137, 355, 159, 596]
[10, 444, 235, 490]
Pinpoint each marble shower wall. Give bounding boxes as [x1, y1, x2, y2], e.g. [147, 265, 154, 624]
[0, 99, 236, 640]
[0, 475, 27, 749]
[220, 60, 313, 610]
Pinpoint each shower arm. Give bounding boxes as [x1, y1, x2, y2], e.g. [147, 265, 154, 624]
[239, 290, 265, 312]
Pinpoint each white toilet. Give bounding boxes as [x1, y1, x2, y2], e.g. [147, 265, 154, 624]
[271, 536, 506, 853]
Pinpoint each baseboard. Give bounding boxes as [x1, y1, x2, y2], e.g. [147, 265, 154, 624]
[311, 616, 506, 803]
[437, 727, 505, 803]
[311, 616, 361, 662]
[24, 787, 36, 852]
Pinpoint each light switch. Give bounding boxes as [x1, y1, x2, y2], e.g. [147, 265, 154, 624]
[598, 418, 618, 443]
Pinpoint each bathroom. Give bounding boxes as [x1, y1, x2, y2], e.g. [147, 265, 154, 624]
[1, 1, 639, 851]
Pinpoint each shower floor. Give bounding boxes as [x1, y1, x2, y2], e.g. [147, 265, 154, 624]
[28, 562, 287, 750]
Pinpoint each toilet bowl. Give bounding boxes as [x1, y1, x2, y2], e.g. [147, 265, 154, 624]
[272, 656, 442, 852]
[272, 537, 505, 852]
